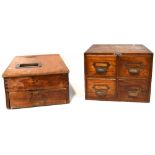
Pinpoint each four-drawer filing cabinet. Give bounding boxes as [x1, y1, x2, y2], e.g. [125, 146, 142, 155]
[84, 44, 153, 102]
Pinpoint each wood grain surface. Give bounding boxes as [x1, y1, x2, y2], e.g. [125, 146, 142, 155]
[3, 54, 69, 78]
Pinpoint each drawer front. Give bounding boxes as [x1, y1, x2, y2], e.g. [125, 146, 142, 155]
[118, 79, 150, 102]
[86, 78, 116, 99]
[118, 55, 153, 78]
[6, 74, 68, 91]
[9, 88, 68, 108]
[85, 55, 116, 77]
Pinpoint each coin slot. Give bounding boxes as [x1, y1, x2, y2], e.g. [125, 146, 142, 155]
[16, 63, 42, 68]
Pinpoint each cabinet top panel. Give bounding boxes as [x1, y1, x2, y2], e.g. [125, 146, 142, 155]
[3, 54, 69, 78]
[85, 44, 153, 55]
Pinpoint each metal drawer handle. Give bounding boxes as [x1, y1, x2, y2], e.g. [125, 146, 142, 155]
[95, 90, 107, 96]
[93, 85, 110, 96]
[16, 63, 42, 69]
[125, 62, 143, 75]
[128, 87, 141, 97]
[128, 68, 139, 74]
[93, 62, 110, 74]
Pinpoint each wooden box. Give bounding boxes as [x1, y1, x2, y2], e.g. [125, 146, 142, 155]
[84, 44, 153, 102]
[3, 54, 69, 109]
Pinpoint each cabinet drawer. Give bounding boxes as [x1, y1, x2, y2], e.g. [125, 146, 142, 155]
[85, 55, 116, 77]
[118, 55, 153, 78]
[118, 79, 150, 102]
[9, 88, 68, 108]
[86, 78, 116, 99]
[5, 74, 68, 91]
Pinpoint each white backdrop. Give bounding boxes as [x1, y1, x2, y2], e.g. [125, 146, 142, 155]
[0, 0, 155, 155]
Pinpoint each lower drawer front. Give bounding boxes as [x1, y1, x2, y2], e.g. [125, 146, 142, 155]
[9, 88, 68, 108]
[118, 79, 150, 102]
[86, 78, 116, 100]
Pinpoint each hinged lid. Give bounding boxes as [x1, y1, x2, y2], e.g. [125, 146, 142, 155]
[3, 54, 69, 78]
[85, 44, 153, 55]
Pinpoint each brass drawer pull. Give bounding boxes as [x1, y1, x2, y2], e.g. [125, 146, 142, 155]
[128, 68, 139, 74]
[93, 85, 110, 96]
[125, 62, 143, 75]
[93, 62, 110, 74]
[128, 87, 141, 97]
[95, 90, 107, 96]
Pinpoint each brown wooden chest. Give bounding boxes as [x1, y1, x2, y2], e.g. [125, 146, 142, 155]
[84, 44, 153, 102]
[3, 54, 69, 109]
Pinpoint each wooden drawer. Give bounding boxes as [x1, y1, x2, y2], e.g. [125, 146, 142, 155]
[86, 78, 116, 99]
[9, 88, 68, 108]
[118, 79, 150, 102]
[118, 55, 153, 78]
[85, 55, 116, 77]
[5, 74, 68, 91]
